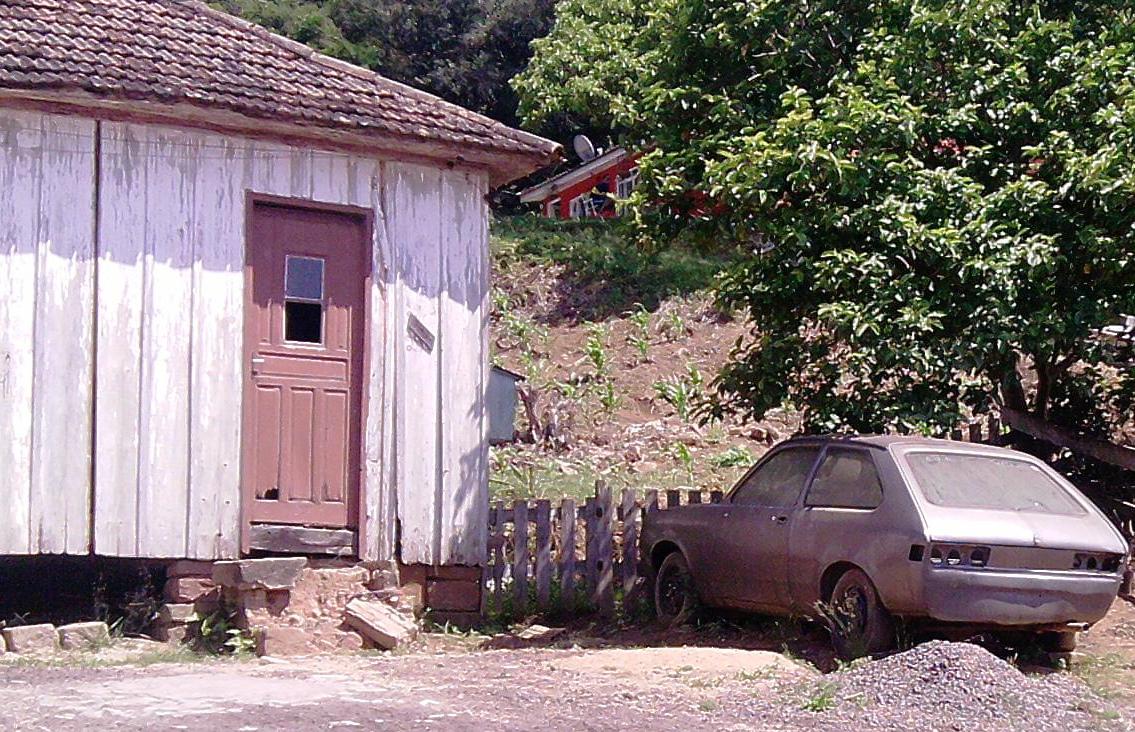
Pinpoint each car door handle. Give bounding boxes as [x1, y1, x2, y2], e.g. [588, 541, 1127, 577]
[771, 514, 787, 524]
[722, 511, 730, 519]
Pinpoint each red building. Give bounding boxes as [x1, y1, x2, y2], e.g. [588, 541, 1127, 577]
[518, 147, 640, 219]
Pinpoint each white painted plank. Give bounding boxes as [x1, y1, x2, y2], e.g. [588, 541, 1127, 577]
[438, 170, 490, 565]
[29, 114, 96, 554]
[135, 126, 195, 557]
[0, 110, 43, 554]
[186, 131, 244, 560]
[389, 162, 444, 565]
[362, 160, 394, 562]
[94, 121, 146, 557]
[311, 151, 350, 204]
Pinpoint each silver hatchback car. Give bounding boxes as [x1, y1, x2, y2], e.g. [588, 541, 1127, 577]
[641, 436, 1129, 658]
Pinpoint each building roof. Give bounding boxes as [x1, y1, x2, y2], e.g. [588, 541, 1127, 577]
[518, 147, 631, 203]
[0, 0, 560, 183]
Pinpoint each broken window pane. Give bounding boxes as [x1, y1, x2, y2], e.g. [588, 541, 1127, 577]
[285, 301, 323, 343]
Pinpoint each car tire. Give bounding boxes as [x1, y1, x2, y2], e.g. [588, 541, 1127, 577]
[828, 568, 895, 660]
[1039, 631, 1077, 652]
[654, 551, 699, 627]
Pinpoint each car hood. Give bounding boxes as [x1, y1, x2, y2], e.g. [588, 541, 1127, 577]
[922, 505, 1127, 554]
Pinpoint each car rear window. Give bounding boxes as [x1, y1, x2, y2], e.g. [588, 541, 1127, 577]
[904, 452, 1086, 515]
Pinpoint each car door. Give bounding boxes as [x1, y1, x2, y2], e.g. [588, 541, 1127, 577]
[787, 446, 886, 613]
[706, 446, 821, 612]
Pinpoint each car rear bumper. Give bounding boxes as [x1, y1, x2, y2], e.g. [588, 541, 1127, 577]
[922, 568, 1120, 627]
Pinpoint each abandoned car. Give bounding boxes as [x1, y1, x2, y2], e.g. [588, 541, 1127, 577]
[641, 436, 1128, 657]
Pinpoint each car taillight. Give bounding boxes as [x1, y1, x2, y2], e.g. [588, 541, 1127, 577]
[1073, 552, 1123, 573]
[928, 544, 991, 568]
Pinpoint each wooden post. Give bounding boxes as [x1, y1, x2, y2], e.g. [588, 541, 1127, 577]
[710, 490, 724, 504]
[620, 488, 638, 598]
[559, 498, 577, 608]
[988, 414, 1002, 443]
[594, 481, 615, 618]
[535, 499, 552, 610]
[950, 428, 963, 442]
[645, 489, 660, 514]
[666, 489, 681, 510]
[512, 498, 529, 610]
[584, 496, 598, 598]
[687, 489, 702, 504]
[968, 422, 982, 443]
[492, 501, 506, 609]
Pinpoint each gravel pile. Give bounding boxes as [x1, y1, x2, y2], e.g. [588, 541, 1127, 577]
[821, 640, 1118, 731]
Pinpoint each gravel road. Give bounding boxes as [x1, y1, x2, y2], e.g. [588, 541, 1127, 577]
[0, 640, 1124, 731]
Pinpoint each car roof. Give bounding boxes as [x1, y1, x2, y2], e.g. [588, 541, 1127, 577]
[776, 434, 1017, 453]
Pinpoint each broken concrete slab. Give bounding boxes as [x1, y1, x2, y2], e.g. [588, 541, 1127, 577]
[213, 558, 308, 591]
[3, 623, 59, 654]
[343, 598, 417, 650]
[58, 622, 111, 651]
[516, 624, 567, 642]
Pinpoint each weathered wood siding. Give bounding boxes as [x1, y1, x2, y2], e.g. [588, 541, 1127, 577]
[0, 110, 96, 555]
[382, 162, 490, 566]
[0, 108, 491, 564]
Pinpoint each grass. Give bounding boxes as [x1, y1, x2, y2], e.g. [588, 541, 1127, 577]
[801, 680, 840, 712]
[0, 644, 212, 669]
[491, 215, 735, 322]
[488, 446, 751, 502]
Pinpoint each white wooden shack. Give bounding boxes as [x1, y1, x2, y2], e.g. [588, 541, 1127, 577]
[0, 1, 558, 574]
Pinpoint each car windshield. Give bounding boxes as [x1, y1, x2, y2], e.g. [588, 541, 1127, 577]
[904, 451, 1086, 516]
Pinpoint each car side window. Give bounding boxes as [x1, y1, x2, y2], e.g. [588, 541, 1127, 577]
[731, 447, 820, 507]
[805, 448, 883, 509]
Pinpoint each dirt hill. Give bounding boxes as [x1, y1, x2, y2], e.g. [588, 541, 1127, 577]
[488, 216, 799, 501]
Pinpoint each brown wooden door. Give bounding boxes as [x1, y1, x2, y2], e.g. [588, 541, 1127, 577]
[242, 199, 369, 530]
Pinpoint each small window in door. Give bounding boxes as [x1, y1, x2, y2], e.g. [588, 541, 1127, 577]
[284, 255, 325, 344]
[805, 448, 883, 509]
[731, 447, 820, 507]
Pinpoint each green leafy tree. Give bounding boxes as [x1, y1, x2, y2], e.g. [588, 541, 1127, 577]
[520, 0, 1135, 439]
[214, 0, 557, 125]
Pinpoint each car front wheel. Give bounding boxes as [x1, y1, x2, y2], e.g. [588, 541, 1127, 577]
[828, 568, 895, 660]
[654, 551, 699, 626]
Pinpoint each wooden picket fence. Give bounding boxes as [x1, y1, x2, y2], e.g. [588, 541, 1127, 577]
[482, 482, 731, 618]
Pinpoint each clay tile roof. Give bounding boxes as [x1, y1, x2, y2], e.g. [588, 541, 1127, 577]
[0, 0, 560, 177]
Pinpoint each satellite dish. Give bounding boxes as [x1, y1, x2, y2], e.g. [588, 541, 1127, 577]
[573, 134, 597, 162]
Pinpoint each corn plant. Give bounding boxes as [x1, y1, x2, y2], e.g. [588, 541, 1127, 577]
[661, 307, 688, 342]
[673, 442, 695, 483]
[583, 322, 611, 378]
[626, 305, 652, 363]
[597, 380, 621, 415]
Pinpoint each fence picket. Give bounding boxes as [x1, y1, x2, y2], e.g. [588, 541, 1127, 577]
[535, 499, 552, 610]
[512, 499, 529, 607]
[595, 482, 615, 618]
[584, 496, 598, 597]
[559, 498, 576, 606]
[620, 488, 638, 597]
[710, 490, 724, 504]
[645, 489, 659, 514]
[968, 422, 982, 443]
[666, 489, 681, 509]
[687, 490, 702, 505]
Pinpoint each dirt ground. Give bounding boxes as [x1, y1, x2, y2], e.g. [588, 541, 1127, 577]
[4, 599, 1135, 731]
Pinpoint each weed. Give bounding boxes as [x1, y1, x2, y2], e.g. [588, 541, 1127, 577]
[661, 307, 688, 341]
[697, 699, 719, 713]
[814, 598, 869, 661]
[194, 605, 255, 656]
[654, 377, 698, 421]
[801, 681, 839, 712]
[710, 446, 752, 468]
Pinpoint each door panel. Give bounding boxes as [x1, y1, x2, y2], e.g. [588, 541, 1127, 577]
[242, 200, 368, 530]
[707, 447, 821, 611]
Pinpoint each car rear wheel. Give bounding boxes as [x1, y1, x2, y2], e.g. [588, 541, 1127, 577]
[654, 551, 699, 626]
[828, 568, 895, 660]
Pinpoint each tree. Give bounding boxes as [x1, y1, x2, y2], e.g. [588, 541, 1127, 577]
[519, 0, 1135, 440]
[214, 0, 557, 126]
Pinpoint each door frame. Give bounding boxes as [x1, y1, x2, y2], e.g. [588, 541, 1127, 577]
[239, 191, 376, 556]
